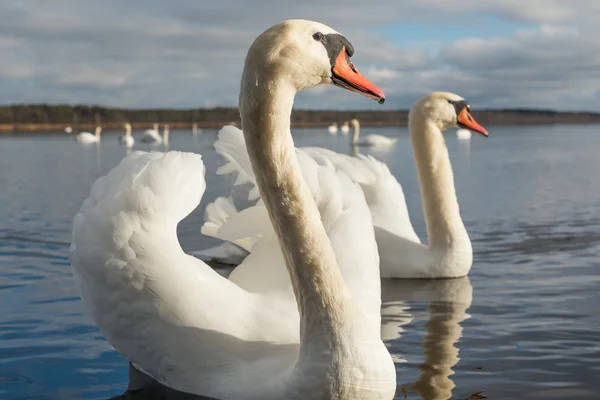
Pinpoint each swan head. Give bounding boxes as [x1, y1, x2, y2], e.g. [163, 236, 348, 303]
[95, 126, 102, 135]
[414, 92, 488, 137]
[124, 123, 132, 133]
[242, 19, 385, 104]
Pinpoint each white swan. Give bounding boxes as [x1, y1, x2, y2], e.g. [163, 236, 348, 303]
[203, 92, 488, 279]
[70, 19, 395, 399]
[328, 122, 338, 135]
[340, 121, 350, 135]
[140, 123, 162, 143]
[75, 126, 101, 143]
[350, 118, 397, 148]
[456, 128, 472, 140]
[192, 123, 202, 136]
[308, 92, 488, 278]
[65, 126, 73, 133]
[118, 123, 134, 148]
[162, 124, 169, 148]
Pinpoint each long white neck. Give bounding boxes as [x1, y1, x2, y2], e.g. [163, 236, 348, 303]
[125, 126, 131, 137]
[409, 112, 471, 266]
[240, 74, 353, 348]
[351, 120, 360, 143]
[163, 126, 169, 144]
[95, 127, 101, 137]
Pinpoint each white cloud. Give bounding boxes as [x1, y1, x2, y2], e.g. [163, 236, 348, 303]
[1, 0, 600, 110]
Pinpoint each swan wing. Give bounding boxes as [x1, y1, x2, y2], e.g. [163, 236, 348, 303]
[204, 127, 383, 325]
[302, 147, 420, 243]
[70, 151, 299, 398]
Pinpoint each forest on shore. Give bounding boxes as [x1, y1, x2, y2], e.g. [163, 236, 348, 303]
[2, 104, 600, 133]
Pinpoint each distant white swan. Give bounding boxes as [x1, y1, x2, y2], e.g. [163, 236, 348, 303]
[75, 126, 101, 143]
[203, 92, 488, 279]
[162, 124, 170, 148]
[456, 128, 472, 139]
[350, 118, 396, 147]
[70, 19, 394, 399]
[328, 122, 338, 135]
[118, 123, 134, 148]
[140, 123, 162, 143]
[65, 126, 73, 133]
[340, 121, 350, 135]
[192, 123, 202, 136]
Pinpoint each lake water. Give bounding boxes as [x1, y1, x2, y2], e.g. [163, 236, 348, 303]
[1, 125, 599, 400]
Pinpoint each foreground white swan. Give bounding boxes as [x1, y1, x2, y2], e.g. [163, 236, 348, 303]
[118, 123, 134, 148]
[203, 92, 487, 278]
[76, 126, 101, 143]
[140, 123, 162, 143]
[350, 118, 397, 147]
[70, 19, 395, 399]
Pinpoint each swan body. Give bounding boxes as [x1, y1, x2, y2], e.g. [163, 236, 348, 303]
[350, 119, 396, 148]
[456, 128, 472, 139]
[118, 123, 134, 147]
[71, 19, 394, 399]
[65, 126, 73, 133]
[328, 122, 338, 135]
[141, 123, 162, 143]
[340, 121, 350, 135]
[203, 92, 488, 279]
[76, 126, 101, 143]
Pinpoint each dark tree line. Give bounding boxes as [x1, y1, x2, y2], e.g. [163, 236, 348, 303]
[1, 104, 600, 131]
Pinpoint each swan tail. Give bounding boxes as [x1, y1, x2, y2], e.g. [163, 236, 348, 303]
[70, 151, 206, 289]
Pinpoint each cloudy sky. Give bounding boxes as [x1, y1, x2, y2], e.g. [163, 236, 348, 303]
[2, 0, 599, 110]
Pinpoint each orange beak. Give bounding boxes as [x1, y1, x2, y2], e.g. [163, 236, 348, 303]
[457, 107, 488, 137]
[331, 47, 385, 104]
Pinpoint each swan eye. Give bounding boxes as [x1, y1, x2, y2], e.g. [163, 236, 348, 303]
[313, 32, 325, 41]
[447, 99, 456, 105]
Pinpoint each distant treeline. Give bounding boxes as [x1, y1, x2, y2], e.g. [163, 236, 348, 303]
[1, 104, 600, 133]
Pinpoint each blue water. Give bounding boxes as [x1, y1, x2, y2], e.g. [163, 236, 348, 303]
[1, 125, 599, 399]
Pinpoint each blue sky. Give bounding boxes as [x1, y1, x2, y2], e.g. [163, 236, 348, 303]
[1, 0, 599, 110]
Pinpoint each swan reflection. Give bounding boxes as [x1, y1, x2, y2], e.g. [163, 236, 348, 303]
[381, 277, 473, 400]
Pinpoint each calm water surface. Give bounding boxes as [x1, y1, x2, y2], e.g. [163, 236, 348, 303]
[1, 125, 599, 399]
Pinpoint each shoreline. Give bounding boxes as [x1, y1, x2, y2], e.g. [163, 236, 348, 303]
[2, 109, 600, 134]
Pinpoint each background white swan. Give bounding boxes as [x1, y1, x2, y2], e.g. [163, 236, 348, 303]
[64, 126, 73, 133]
[340, 121, 350, 135]
[350, 118, 396, 147]
[192, 123, 202, 136]
[328, 122, 338, 135]
[162, 124, 169, 148]
[202, 92, 488, 279]
[70, 19, 394, 399]
[75, 126, 101, 143]
[118, 123, 134, 148]
[140, 123, 162, 143]
[456, 128, 472, 139]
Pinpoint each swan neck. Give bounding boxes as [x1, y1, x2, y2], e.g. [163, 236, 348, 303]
[409, 113, 469, 250]
[351, 120, 360, 143]
[240, 75, 352, 341]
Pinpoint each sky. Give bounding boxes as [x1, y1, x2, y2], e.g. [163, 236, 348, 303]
[2, 0, 600, 111]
